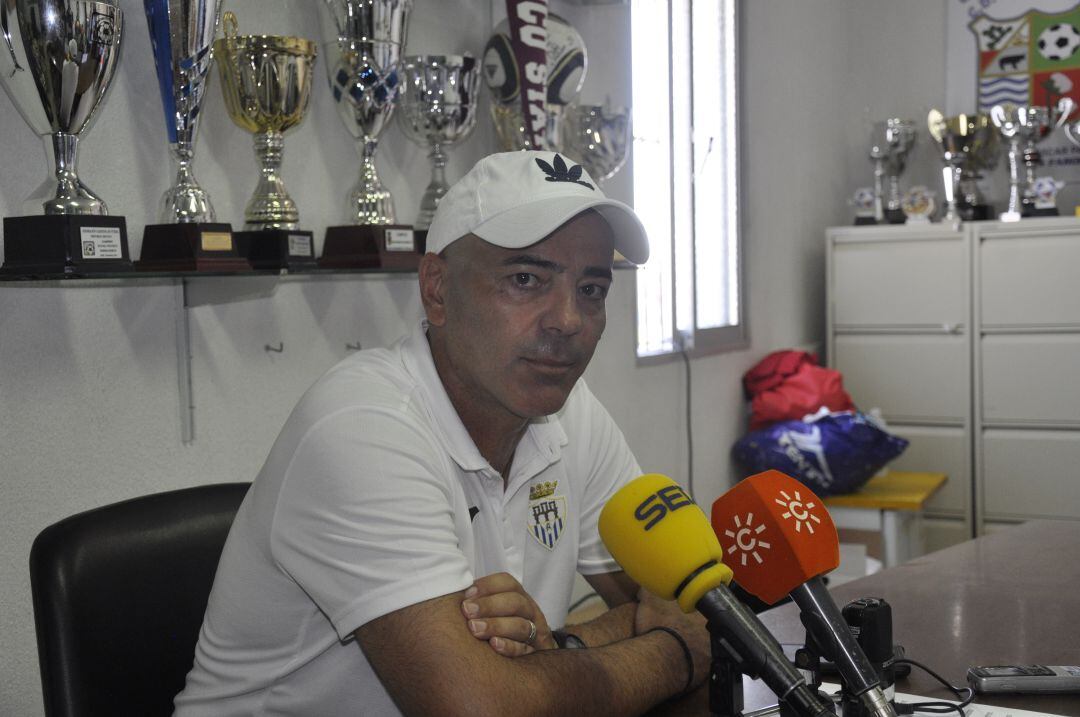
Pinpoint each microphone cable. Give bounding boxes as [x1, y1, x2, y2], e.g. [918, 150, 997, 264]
[680, 348, 695, 500]
[567, 591, 601, 614]
[891, 657, 974, 716]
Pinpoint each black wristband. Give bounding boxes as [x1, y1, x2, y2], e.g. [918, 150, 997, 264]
[647, 626, 694, 698]
[551, 628, 587, 649]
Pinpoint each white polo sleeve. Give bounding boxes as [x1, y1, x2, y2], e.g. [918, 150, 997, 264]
[269, 405, 473, 641]
[570, 384, 642, 575]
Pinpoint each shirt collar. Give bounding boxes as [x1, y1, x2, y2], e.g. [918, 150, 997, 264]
[400, 321, 569, 476]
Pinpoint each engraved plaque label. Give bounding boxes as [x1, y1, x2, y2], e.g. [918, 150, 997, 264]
[201, 232, 233, 252]
[289, 234, 313, 257]
[80, 226, 123, 260]
[385, 228, 415, 252]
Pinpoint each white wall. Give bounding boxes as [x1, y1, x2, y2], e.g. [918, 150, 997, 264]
[0, 1, 946, 713]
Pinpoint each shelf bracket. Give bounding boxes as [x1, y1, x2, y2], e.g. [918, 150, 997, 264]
[175, 278, 195, 444]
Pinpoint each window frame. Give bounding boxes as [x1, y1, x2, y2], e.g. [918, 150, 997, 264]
[630, 0, 746, 364]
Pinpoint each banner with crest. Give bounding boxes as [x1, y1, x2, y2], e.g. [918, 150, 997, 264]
[948, 0, 1080, 202]
[971, 5, 1080, 112]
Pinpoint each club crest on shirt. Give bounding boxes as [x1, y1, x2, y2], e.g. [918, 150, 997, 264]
[527, 481, 566, 550]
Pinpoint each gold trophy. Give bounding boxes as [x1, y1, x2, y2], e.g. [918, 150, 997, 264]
[926, 110, 998, 222]
[214, 12, 318, 270]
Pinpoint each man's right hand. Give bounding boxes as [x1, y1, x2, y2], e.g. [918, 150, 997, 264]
[461, 572, 558, 656]
[632, 588, 711, 691]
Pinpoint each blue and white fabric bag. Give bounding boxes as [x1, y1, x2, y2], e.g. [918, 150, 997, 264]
[731, 409, 909, 497]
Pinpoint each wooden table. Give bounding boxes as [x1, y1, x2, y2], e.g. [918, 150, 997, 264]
[737, 520, 1080, 715]
[824, 471, 948, 568]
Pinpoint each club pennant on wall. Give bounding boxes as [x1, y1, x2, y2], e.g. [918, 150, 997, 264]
[504, 0, 548, 149]
[971, 2, 1080, 112]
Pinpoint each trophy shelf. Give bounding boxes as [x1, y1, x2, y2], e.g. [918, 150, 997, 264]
[0, 259, 637, 282]
[0, 265, 419, 282]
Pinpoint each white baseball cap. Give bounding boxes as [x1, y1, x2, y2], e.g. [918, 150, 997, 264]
[425, 150, 650, 264]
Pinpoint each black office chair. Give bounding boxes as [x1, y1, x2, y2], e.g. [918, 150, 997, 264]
[30, 482, 250, 717]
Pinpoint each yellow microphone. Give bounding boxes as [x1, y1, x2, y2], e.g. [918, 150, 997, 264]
[599, 475, 832, 717]
[599, 473, 733, 613]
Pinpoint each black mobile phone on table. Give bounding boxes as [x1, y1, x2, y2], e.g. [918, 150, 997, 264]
[967, 665, 1080, 694]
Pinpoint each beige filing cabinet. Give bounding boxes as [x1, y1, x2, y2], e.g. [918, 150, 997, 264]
[826, 223, 973, 553]
[827, 218, 1080, 551]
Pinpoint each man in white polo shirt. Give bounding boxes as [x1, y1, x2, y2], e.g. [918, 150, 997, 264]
[174, 151, 709, 716]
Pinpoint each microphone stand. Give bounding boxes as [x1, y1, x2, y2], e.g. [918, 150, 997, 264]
[794, 639, 828, 716]
[707, 633, 836, 717]
[698, 589, 834, 716]
[790, 580, 895, 717]
[709, 632, 745, 717]
[792, 597, 903, 717]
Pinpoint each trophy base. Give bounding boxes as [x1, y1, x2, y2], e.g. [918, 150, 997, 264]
[235, 229, 319, 271]
[137, 223, 250, 272]
[1, 215, 132, 276]
[319, 225, 424, 270]
[958, 203, 992, 221]
[1025, 207, 1059, 217]
[853, 216, 877, 226]
[883, 208, 907, 224]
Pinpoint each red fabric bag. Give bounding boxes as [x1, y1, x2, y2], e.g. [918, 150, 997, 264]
[742, 350, 855, 431]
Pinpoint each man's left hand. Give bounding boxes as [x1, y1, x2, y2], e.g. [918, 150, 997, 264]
[460, 572, 558, 656]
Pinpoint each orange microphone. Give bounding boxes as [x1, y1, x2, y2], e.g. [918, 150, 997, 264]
[710, 469, 839, 605]
[600, 474, 833, 716]
[712, 470, 896, 717]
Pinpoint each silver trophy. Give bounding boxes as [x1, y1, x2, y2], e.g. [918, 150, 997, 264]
[1058, 97, 1080, 147]
[926, 110, 999, 222]
[558, 103, 630, 184]
[849, 187, 877, 225]
[0, 0, 123, 217]
[868, 119, 916, 224]
[990, 104, 1068, 220]
[397, 55, 480, 230]
[1055, 97, 1080, 215]
[144, 0, 222, 223]
[0, 0, 133, 274]
[321, 0, 412, 226]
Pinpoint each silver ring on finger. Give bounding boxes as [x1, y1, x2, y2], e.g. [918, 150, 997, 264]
[525, 619, 537, 645]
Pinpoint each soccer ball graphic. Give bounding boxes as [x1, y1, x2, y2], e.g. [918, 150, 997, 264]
[482, 13, 586, 106]
[1037, 23, 1080, 62]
